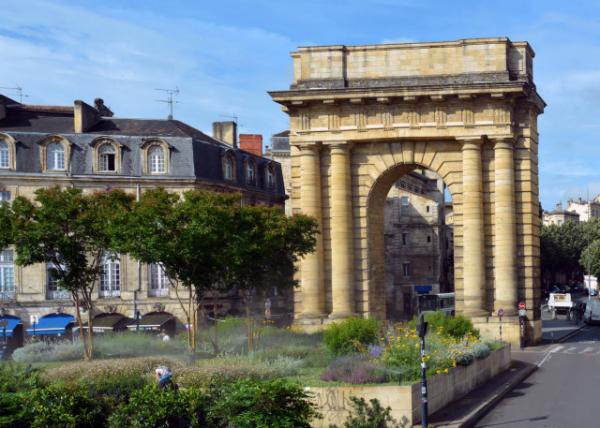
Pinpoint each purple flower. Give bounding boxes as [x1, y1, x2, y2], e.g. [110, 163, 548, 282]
[368, 344, 383, 358]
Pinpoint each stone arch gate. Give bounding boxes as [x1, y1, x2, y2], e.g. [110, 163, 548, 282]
[270, 38, 545, 344]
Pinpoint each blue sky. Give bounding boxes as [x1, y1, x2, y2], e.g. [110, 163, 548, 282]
[2, 0, 600, 208]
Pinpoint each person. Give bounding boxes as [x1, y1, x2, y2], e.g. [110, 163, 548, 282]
[161, 330, 170, 342]
[155, 366, 177, 390]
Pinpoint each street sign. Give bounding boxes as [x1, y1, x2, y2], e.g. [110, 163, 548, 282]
[519, 309, 527, 317]
[518, 302, 526, 310]
[497, 308, 504, 318]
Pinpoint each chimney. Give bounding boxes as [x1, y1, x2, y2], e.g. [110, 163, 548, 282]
[212, 121, 237, 147]
[74, 100, 100, 133]
[239, 134, 263, 157]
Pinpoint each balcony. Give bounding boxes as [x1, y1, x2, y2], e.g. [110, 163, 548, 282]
[47, 289, 71, 300]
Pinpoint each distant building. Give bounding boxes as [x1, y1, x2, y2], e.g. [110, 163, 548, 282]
[543, 202, 580, 225]
[0, 95, 287, 332]
[384, 169, 452, 320]
[566, 198, 600, 222]
[265, 131, 291, 215]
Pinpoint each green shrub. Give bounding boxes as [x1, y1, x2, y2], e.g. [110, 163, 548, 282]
[0, 364, 47, 428]
[342, 397, 401, 428]
[108, 385, 207, 428]
[323, 317, 381, 357]
[28, 383, 106, 428]
[12, 340, 82, 363]
[413, 311, 479, 339]
[207, 378, 321, 427]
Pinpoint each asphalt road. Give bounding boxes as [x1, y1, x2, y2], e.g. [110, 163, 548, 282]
[476, 325, 600, 428]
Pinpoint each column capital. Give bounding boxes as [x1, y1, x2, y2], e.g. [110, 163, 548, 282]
[325, 141, 354, 151]
[457, 136, 484, 149]
[488, 135, 515, 148]
[296, 142, 322, 152]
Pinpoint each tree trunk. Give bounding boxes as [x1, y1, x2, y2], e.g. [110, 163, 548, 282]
[86, 298, 94, 360]
[73, 293, 90, 360]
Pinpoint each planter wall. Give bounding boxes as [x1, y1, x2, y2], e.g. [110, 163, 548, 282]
[307, 345, 511, 427]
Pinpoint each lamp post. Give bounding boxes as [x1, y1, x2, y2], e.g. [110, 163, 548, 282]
[417, 312, 429, 428]
[30, 314, 39, 338]
[0, 309, 7, 360]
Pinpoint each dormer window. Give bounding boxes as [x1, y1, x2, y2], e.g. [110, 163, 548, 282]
[0, 134, 17, 170]
[222, 151, 235, 181]
[148, 145, 165, 174]
[0, 141, 8, 169]
[246, 159, 256, 184]
[47, 142, 65, 170]
[99, 144, 116, 172]
[39, 135, 71, 173]
[266, 164, 275, 189]
[141, 140, 170, 175]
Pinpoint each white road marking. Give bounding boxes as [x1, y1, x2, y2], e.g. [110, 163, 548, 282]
[580, 347, 595, 354]
[538, 345, 563, 367]
[566, 346, 578, 353]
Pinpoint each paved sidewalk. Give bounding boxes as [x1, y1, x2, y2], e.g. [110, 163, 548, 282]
[419, 360, 537, 428]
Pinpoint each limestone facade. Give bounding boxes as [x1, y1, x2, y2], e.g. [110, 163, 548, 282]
[384, 170, 451, 320]
[543, 202, 580, 225]
[0, 97, 286, 326]
[270, 37, 545, 345]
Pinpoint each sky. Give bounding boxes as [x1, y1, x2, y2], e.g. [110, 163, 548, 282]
[2, 0, 600, 209]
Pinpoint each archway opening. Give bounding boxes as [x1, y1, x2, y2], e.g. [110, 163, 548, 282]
[367, 163, 455, 321]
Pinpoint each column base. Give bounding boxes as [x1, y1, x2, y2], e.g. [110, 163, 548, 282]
[472, 316, 542, 348]
[293, 314, 328, 333]
[462, 308, 490, 318]
[327, 312, 357, 321]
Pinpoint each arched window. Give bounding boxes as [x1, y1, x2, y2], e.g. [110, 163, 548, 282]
[266, 165, 275, 189]
[246, 159, 256, 184]
[148, 145, 166, 174]
[100, 252, 120, 298]
[98, 143, 116, 172]
[47, 142, 65, 170]
[0, 140, 9, 169]
[223, 155, 234, 180]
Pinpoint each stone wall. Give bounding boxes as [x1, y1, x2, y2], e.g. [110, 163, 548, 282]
[307, 345, 511, 427]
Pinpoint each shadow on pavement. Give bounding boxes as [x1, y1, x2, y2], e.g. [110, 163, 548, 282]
[502, 381, 533, 399]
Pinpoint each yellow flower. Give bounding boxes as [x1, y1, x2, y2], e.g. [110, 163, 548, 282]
[444, 368, 449, 374]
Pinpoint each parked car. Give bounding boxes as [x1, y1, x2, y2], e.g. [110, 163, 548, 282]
[548, 293, 575, 320]
[585, 300, 600, 324]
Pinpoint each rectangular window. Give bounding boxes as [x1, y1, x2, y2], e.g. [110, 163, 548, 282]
[149, 263, 169, 297]
[100, 154, 116, 172]
[402, 262, 411, 278]
[400, 196, 410, 206]
[0, 249, 15, 295]
[427, 235, 431, 243]
[100, 253, 120, 297]
[402, 233, 408, 245]
[0, 191, 10, 204]
[54, 150, 65, 170]
[0, 151, 8, 168]
[426, 206, 430, 213]
[47, 263, 70, 300]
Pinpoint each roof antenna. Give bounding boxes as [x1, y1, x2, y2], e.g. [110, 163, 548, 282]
[220, 114, 244, 129]
[0, 85, 30, 103]
[155, 88, 180, 120]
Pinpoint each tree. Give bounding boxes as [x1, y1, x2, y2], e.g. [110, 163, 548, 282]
[1, 187, 133, 360]
[581, 240, 600, 279]
[222, 205, 318, 352]
[117, 188, 318, 353]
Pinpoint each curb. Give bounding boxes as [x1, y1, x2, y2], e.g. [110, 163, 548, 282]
[424, 362, 538, 428]
[556, 324, 586, 343]
[455, 363, 537, 428]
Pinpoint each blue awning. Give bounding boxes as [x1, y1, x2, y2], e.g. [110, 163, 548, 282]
[27, 313, 75, 336]
[0, 315, 22, 338]
[415, 285, 433, 294]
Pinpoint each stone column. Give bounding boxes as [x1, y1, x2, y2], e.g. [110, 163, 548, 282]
[461, 138, 487, 316]
[298, 143, 326, 320]
[493, 137, 518, 315]
[328, 142, 355, 319]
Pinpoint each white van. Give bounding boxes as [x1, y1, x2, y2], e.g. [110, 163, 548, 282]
[584, 300, 600, 324]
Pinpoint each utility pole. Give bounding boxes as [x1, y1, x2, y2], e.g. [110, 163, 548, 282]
[417, 313, 429, 428]
[0, 85, 30, 103]
[155, 88, 180, 120]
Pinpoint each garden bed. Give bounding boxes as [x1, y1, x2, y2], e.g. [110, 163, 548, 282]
[307, 345, 510, 427]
